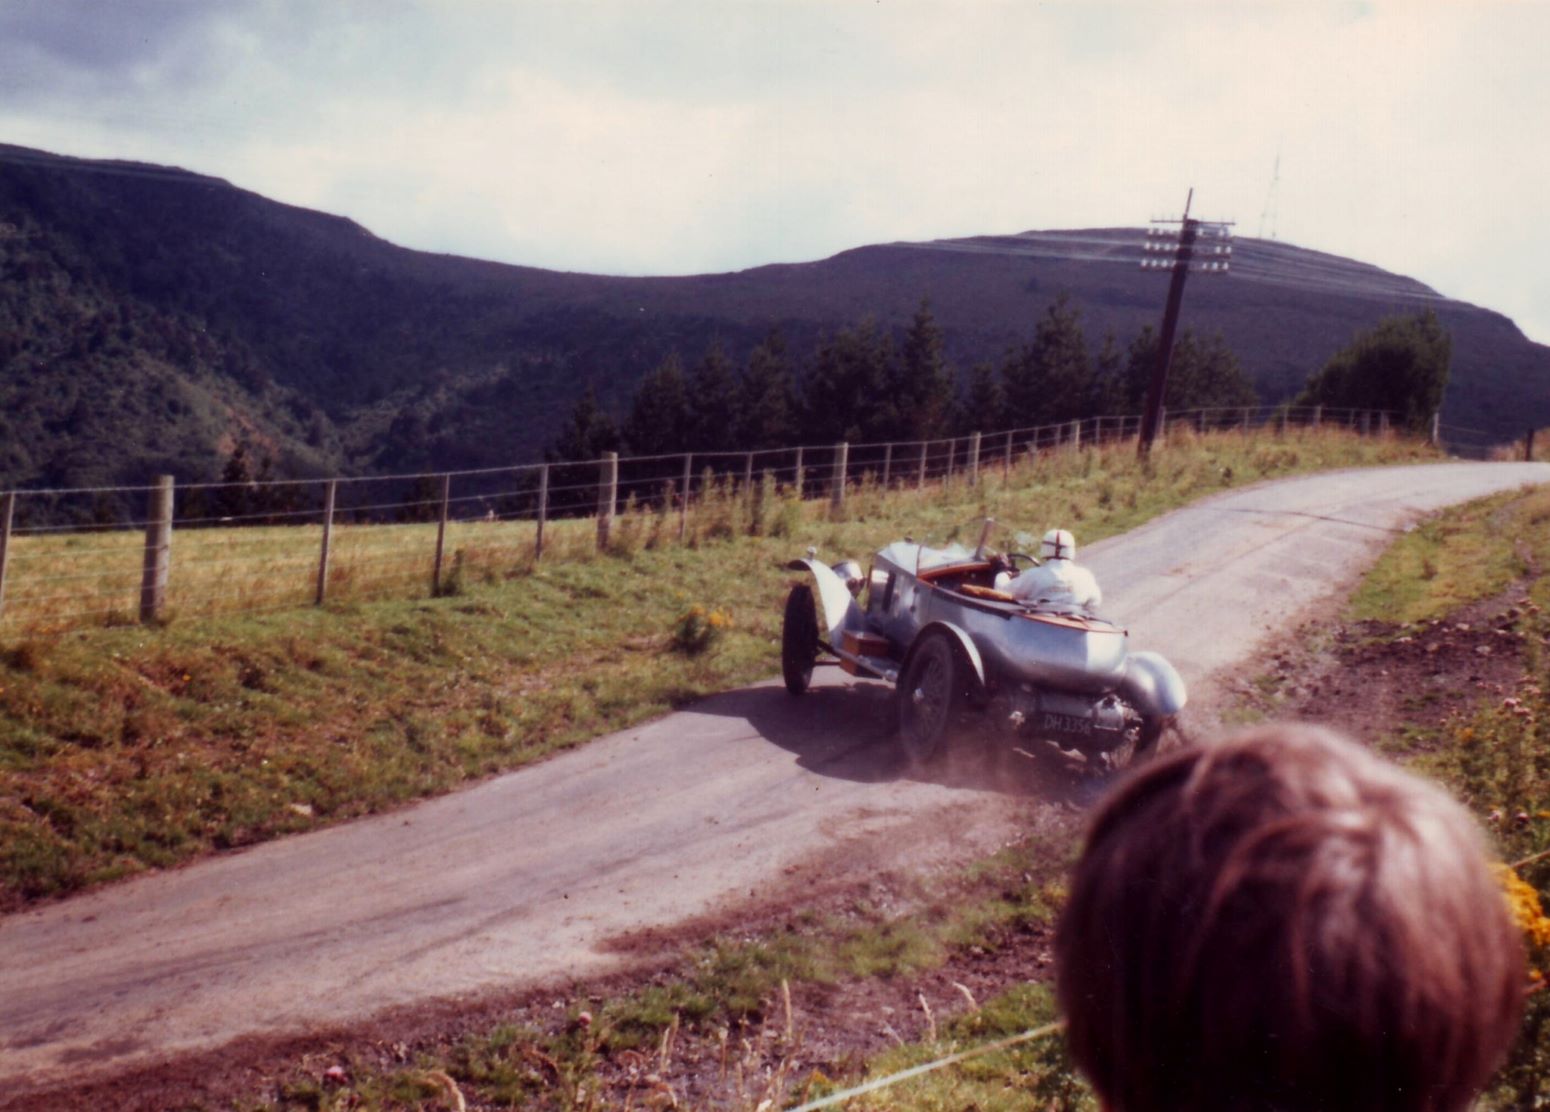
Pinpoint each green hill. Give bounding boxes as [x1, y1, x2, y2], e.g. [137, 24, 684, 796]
[1, 142, 1545, 490]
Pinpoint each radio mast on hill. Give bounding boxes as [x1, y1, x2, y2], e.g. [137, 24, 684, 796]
[1258, 150, 1281, 240]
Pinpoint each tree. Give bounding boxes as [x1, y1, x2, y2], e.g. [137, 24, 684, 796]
[1296, 311, 1451, 430]
[1001, 294, 1092, 428]
[957, 361, 1003, 435]
[1123, 327, 1257, 413]
[737, 329, 797, 449]
[547, 384, 621, 462]
[624, 352, 690, 455]
[891, 298, 956, 440]
[1088, 330, 1127, 417]
[800, 319, 893, 443]
[215, 440, 253, 520]
[685, 342, 738, 451]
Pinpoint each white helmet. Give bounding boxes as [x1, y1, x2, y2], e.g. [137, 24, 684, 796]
[1041, 528, 1076, 561]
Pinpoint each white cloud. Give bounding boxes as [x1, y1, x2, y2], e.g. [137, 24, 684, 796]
[1, 1, 1547, 342]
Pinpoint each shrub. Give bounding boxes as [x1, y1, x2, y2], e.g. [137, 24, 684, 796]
[670, 605, 731, 656]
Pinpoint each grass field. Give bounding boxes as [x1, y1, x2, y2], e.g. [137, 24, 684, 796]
[0, 428, 1440, 915]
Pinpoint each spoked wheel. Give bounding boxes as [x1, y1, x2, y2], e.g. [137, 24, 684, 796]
[896, 632, 968, 766]
[781, 583, 820, 695]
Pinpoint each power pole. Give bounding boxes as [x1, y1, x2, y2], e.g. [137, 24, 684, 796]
[1136, 189, 1233, 456]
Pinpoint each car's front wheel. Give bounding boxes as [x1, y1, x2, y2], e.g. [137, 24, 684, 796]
[897, 632, 968, 766]
[1100, 713, 1171, 775]
[781, 583, 819, 695]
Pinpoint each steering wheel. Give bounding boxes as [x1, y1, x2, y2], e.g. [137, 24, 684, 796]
[1004, 552, 1040, 570]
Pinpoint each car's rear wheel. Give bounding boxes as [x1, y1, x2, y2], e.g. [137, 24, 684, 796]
[897, 632, 967, 766]
[781, 584, 819, 695]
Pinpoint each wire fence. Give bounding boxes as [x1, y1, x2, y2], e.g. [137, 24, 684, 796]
[0, 404, 1448, 636]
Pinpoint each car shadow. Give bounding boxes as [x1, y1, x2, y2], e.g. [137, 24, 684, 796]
[692, 677, 1102, 806]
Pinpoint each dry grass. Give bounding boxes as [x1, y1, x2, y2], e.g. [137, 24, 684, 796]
[1, 425, 1433, 639]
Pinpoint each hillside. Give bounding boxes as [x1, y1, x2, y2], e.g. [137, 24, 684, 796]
[2, 142, 1547, 490]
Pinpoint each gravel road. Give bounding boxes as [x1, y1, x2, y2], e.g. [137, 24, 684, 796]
[2, 461, 1546, 1093]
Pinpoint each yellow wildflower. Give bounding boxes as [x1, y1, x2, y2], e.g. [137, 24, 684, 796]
[1495, 864, 1550, 950]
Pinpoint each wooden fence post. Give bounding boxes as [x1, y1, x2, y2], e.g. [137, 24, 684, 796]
[431, 473, 451, 595]
[597, 452, 618, 551]
[794, 447, 804, 500]
[1067, 421, 1081, 453]
[968, 431, 982, 486]
[946, 438, 956, 485]
[831, 442, 848, 510]
[535, 464, 549, 562]
[0, 491, 13, 623]
[917, 441, 928, 489]
[139, 475, 174, 624]
[314, 479, 336, 607]
[1428, 411, 1439, 447]
[1313, 405, 1323, 430]
[882, 443, 893, 488]
[678, 453, 692, 541]
[1003, 433, 1013, 479]
[743, 452, 754, 494]
[1528, 429, 1537, 462]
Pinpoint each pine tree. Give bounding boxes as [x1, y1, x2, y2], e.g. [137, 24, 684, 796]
[216, 440, 253, 520]
[624, 352, 690, 455]
[737, 329, 797, 448]
[801, 319, 893, 443]
[957, 361, 1004, 434]
[1172, 332, 1257, 412]
[1089, 330, 1127, 417]
[685, 342, 738, 451]
[548, 384, 621, 462]
[1001, 293, 1092, 427]
[1124, 327, 1257, 413]
[892, 298, 956, 440]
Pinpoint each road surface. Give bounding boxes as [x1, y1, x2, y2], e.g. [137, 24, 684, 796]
[2, 461, 1546, 1093]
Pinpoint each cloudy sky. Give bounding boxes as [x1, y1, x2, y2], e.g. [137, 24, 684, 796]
[3, 1, 1547, 342]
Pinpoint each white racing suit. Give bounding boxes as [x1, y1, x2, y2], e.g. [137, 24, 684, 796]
[1004, 557, 1102, 614]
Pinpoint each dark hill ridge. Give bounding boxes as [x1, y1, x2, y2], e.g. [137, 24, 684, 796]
[1, 142, 1546, 490]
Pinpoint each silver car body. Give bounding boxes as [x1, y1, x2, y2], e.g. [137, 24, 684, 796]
[787, 540, 1186, 723]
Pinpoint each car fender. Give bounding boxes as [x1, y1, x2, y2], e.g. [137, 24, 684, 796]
[900, 620, 988, 694]
[1117, 650, 1188, 719]
[784, 558, 865, 641]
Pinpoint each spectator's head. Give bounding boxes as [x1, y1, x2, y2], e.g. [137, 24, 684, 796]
[1055, 724, 1524, 1112]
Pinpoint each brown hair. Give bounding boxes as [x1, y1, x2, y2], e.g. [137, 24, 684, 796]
[1055, 724, 1524, 1112]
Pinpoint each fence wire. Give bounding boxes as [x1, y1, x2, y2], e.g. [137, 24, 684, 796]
[0, 406, 1450, 635]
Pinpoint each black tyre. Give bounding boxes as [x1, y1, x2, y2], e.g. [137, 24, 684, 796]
[781, 584, 819, 695]
[897, 632, 968, 766]
[1136, 715, 1168, 756]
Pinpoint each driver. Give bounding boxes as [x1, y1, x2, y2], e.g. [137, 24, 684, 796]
[1002, 528, 1102, 613]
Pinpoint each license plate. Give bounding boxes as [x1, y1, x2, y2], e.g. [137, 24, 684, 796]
[1042, 712, 1092, 735]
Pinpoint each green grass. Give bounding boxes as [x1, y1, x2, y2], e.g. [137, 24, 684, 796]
[251, 836, 1072, 1111]
[1350, 488, 1550, 1110]
[819, 984, 1092, 1112]
[1348, 485, 1549, 625]
[179, 432, 1550, 1112]
[0, 427, 1438, 911]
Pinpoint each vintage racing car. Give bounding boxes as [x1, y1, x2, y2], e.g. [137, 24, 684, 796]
[780, 523, 1187, 771]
